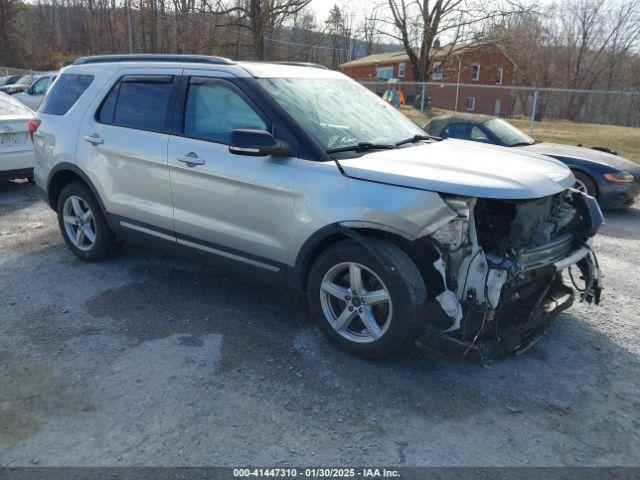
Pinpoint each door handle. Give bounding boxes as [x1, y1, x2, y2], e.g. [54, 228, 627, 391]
[176, 152, 205, 166]
[84, 133, 104, 145]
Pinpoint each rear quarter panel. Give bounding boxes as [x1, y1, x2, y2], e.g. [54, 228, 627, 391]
[33, 70, 111, 190]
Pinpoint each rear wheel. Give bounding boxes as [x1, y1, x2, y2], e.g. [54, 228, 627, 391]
[308, 239, 427, 359]
[57, 181, 120, 261]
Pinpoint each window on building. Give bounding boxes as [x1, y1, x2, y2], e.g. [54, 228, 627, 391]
[496, 68, 503, 84]
[376, 66, 394, 80]
[398, 63, 406, 78]
[471, 64, 480, 81]
[432, 62, 443, 81]
[465, 97, 476, 111]
[494, 99, 502, 116]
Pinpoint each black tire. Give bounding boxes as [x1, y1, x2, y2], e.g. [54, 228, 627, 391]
[307, 238, 427, 359]
[573, 170, 597, 198]
[56, 181, 120, 261]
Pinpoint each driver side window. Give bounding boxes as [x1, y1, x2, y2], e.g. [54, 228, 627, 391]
[32, 77, 52, 95]
[184, 79, 268, 144]
[441, 123, 487, 142]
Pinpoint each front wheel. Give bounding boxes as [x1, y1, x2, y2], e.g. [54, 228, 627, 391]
[307, 239, 427, 359]
[573, 171, 597, 198]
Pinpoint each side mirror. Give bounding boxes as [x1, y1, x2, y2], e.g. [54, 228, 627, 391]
[229, 129, 293, 157]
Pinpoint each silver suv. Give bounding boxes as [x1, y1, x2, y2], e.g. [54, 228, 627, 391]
[33, 55, 604, 359]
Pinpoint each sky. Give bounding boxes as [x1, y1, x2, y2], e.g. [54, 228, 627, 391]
[310, 0, 383, 22]
[309, 0, 560, 22]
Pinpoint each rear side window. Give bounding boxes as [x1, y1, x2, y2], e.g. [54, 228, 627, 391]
[40, 74, 94, 115]
[97, 76, 175, 133]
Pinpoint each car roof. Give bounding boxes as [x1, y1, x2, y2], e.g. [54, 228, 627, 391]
[64, 55, 343, 80]
[238, 62, 343, 79]
[425, 113, 495, 135]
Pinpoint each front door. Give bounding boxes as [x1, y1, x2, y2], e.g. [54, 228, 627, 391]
[167, 71, 296, 269]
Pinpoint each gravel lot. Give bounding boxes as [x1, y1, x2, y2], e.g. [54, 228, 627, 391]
[1, 179, 639, 467]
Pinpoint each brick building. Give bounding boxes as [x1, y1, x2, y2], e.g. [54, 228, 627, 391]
[340, 43, 517, 117]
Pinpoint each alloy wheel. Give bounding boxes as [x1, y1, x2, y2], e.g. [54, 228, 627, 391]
[574, 179, 588, 193]
[62, 195, 97, 251]
[319, 262, 393, 343]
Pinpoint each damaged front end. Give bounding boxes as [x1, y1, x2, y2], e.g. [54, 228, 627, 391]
[422, 189, 604, 360]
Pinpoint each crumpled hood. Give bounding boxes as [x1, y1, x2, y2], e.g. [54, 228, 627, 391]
[339, 139, 574, 199]
[517, 142, 639, 172]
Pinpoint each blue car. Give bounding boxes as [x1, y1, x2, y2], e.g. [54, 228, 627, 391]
[426, 114, 640, 209]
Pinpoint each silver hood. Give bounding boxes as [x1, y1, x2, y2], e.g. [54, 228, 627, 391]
[339, 139, 575, 199]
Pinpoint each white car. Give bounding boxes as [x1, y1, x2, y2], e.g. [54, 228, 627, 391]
[0, 92, 35, 180]
[12, 74, 57, 111]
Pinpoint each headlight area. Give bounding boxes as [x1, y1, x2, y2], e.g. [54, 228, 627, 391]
[430, 218, 468, 250]
[603, 170, 636, 183]
[421, 191, 603, 361]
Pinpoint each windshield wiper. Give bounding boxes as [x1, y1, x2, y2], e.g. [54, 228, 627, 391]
[509, 141, 536, 147]
[326, 142, 395, 154]
[395, 134, 434, 146]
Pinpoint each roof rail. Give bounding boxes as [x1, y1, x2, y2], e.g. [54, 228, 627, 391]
[73, 54, 235, 66]
[272, 61, 328, 70]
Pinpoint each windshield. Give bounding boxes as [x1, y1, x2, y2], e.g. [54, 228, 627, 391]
[257, 78, 425, 152]
[483, 118, 535, 147]
[16, 76, 33, 85]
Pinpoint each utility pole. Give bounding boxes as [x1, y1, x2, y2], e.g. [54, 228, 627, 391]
[127, 0, 134, 53]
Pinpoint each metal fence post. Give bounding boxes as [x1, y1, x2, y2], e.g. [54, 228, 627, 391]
[420, 84, 426, 113]
[529, 90, 539, 136]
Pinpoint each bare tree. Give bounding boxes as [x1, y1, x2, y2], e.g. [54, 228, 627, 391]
[558, 0, 640, 118]
[210, 0, 313, 60]
[359, 6, 381, 56]
[383, 0, 529, 82]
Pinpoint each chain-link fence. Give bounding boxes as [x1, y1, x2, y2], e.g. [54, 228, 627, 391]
[0, 66, 44, 77]
[360, 81, 640, 128]
[359, 80, 640, 163]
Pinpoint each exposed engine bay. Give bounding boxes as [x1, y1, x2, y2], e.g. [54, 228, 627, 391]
[423, 189, 604, 360]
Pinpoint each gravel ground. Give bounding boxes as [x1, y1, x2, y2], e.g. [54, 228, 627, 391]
[1, 179, 639, 467]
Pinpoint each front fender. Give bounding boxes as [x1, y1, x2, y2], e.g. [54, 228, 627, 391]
[289, 161, 460, 265]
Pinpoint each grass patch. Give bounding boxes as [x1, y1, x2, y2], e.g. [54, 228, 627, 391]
[403, 107, 640, 164]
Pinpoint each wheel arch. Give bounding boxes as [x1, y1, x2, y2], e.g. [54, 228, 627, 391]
[570, 167, 599, 198]
[46, 163, 111, 224]
[289, 222, 445, 296]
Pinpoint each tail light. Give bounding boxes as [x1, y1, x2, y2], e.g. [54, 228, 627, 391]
[28, 119, 41, 141]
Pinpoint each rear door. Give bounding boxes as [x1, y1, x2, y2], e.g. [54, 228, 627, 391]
[167, 70, 296, 268]
[76, 69, 181, 233]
